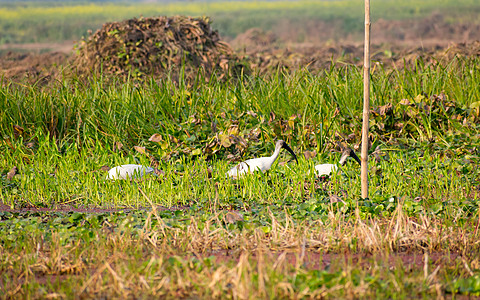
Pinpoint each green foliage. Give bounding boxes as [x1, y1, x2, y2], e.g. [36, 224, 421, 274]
[0, 56, 479, 213]
[448, 275, 480, 296]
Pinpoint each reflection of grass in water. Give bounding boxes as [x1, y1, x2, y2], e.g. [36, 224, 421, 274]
[0, 0, 479, 43]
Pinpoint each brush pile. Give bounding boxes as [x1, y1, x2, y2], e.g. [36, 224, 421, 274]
[73, 16, 246, 81]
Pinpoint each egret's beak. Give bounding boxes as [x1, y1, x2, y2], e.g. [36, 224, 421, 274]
[282, 143, 298, 164]
[339, 148, 361, 166]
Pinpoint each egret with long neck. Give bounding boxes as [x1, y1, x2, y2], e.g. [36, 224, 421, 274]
[226, 140, 297, 179]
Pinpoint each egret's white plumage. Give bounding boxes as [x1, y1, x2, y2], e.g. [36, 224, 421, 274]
[106, 164, 155, 180]
[314, 163, 340, 177]
[226, 140, 297, 179]
[314, 148, 361, 177]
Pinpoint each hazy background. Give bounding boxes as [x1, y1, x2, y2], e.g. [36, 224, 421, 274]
[1, 0, 479, 53]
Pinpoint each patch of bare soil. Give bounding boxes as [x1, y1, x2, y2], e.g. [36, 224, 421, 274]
[0, 51, 70, 85]
[0, 41, 75, 54]
[241, 40, 480, 73]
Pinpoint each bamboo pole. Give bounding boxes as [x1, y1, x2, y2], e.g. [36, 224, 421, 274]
[361, 0, 371, 199]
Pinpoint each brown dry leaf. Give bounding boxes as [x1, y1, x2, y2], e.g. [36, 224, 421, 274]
[394, 122, 404, 130]
[248, 128, 262, 141]
[471, 258, 480, 270]
[13, 125, 24, 138]
[288, 114, 298, 129]
[399, 99, 411, 105]
[226, 153, 236, 160]
[169, 135, 179, 144]
[114, 142, 123, 151]
[7, 166, 17, 180]
[219, 58, 229, 70]
[219, 134, 232, 148]
[303, 150, 316, 160]
[376, 103, 393, 116]
[347, 133, 356, 142]
[225, 211, 244, 223]
[134, 146, 147, 154]
[269, 112, 276, 123]
[148, 133, 163, 143]
[227, 125, 239, 136]
[431, 92, 447, 102]
[149, 156, 160, 169]
[413, 196, 423, 202]
[333, 107, 340, 118]
[329, 194, 345, 204]
[246, 111, 258, 118]
[100, 165, 110, 172]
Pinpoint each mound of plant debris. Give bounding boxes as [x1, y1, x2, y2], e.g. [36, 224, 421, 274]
[72, 16, 246, 81]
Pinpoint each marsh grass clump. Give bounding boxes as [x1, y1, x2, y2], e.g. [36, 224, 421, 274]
[72, 15, 247, 81]
[1, 209, 480, 298]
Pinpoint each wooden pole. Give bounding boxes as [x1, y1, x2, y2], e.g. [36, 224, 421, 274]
[361, 0, 371, 199]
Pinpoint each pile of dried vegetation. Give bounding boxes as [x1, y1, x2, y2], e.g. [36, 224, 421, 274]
[72, 16, 247, 81]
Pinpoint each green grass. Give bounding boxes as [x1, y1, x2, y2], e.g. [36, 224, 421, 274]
[1, 0, 479, 44]
[1, 57, 479, 209]
[1, 54, 480, 297]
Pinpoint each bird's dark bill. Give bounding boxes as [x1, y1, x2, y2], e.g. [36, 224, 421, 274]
[282, 143, 298, 163]
[339, 149, 361, 165]
[350, 151, 361, 165]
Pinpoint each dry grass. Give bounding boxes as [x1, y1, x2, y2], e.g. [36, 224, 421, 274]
[1, 205, 478, 298]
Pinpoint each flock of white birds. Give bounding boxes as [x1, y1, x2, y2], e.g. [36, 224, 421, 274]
[106, 140, 361, 180]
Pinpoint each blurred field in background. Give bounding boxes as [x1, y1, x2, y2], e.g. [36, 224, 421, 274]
[0, 0, 479, 48]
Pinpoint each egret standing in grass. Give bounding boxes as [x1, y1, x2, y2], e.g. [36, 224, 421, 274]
[106, 164, 156, 180]
[314, 148, 361, 177]
[226, 140, 298, 179]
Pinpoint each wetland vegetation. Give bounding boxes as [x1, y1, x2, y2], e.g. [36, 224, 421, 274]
[1, 0, 480, 298]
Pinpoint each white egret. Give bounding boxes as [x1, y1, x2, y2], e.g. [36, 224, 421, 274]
[226, 140, 297, 179]
[106, 164, 156, 180]
[314, 148, 361, 177]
